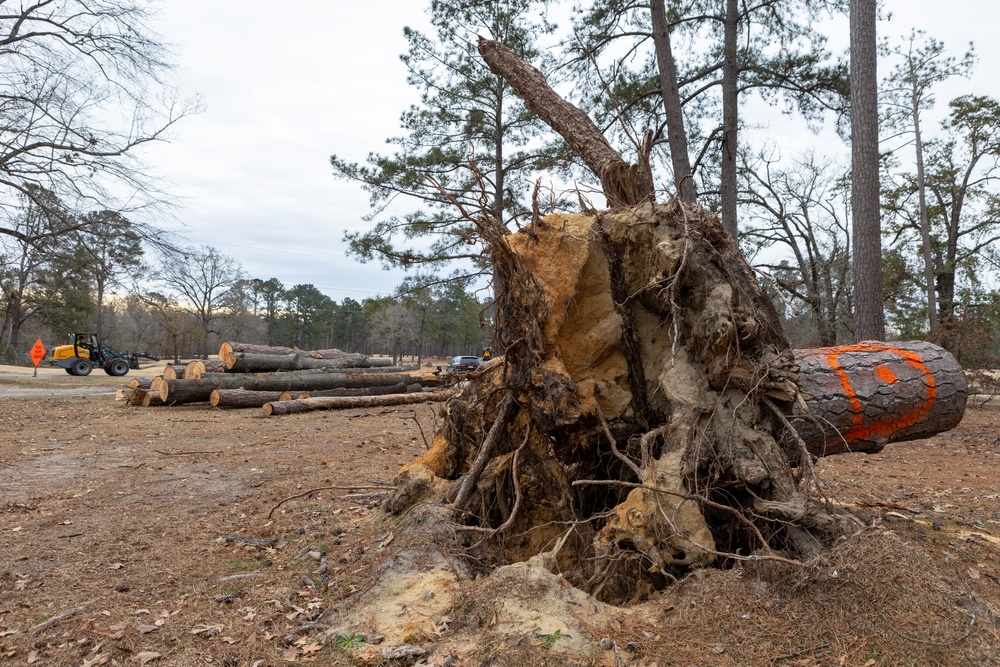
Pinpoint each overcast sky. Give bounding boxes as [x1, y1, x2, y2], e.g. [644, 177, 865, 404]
[139, 1, 999, 303]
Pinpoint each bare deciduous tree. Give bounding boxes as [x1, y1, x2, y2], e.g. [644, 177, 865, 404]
[742, 150, 853, 346]
[0, 0, 196, 245]
[155, 246, 244, 358]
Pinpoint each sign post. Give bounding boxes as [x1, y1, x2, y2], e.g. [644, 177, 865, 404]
[29, 337, 46, 377]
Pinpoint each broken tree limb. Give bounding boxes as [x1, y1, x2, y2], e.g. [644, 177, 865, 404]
[478, 38, 653, 207]
[789, 340, 967, 456]
[261, 389, 457, 416]
[159, 370, 416, 405]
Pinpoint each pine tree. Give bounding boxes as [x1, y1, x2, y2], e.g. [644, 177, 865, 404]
[332, 0, 560, 279]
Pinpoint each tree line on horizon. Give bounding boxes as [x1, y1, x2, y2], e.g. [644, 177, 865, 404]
[0, 197, 490, 364]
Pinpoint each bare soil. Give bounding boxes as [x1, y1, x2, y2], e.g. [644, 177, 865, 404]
[1, 370, 999, 666]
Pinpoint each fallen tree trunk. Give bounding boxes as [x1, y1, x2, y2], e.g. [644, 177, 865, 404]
[479, 38, 654, 207]
[261, 389, 456, 416]
[210, 389, 295, 408]
[218, 342, 299, 359]
[127, 378, 152, 390]
[790, 341, 966, 456]
[159, 370, 416, 405]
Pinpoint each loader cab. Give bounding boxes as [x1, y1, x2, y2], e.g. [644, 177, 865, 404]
[71, 333, 99, 358]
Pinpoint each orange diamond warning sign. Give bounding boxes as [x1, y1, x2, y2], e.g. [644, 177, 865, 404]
[30, 337, 46, 367]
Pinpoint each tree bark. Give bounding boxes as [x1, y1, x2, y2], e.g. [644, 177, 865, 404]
[650, 0, 697, 204]
[261, 389, 457, 416]
[127, 378, 152, 390]
[790, 341, 966, 456]
[159, 370, 415, 405]
[477, 38, 654, 208]
[850, 0, 885, 340]
[910, 78, 939, 338]
[720, 0, 740, 240]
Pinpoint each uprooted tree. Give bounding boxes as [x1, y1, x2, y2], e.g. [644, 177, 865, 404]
[382, 39, 967, 605]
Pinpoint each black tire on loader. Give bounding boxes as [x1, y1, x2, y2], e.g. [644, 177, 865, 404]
[66, 367, 77, 376]
[72, 358, 93, 376]
[106, 359, 129, 377]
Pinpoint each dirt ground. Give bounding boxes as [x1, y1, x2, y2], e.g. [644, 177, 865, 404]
[1, 368, 999, 666]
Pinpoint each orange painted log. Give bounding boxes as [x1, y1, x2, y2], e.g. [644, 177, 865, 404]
[789, 341, 967, 456]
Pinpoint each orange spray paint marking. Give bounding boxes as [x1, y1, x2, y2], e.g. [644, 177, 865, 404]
[875, 365, 897, 384]
[824, 343, 936, 444]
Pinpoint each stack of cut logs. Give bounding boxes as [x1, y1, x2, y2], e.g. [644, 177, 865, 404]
[118, 342, 456, 416]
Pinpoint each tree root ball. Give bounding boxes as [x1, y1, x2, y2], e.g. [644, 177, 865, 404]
[386, 202, 859, 604]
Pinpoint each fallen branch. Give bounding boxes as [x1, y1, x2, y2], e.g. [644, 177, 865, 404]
[267, 484, 395, 519]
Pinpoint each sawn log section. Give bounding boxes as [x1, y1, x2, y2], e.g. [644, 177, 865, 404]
[158, 369, 414, 405]
[261, 389, 457, 416]
[791, 340, 966, 456]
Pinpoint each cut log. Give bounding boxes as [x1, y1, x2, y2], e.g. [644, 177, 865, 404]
[218, 341, 397, 368]
[224, 351, 397, 373]
[210, 389, 298, 408]
[305, 382, 411, 398]
[790, 341, 967, 456]
[127, 388, 149, 406]
[161, 364, 187, 380]
[159, 370, 416, 405]
[185, 359, 227, 378]
[184, 360, 202, 378]
[149, 376, 163, 392]
[142, 392, 164, 407]
[261, 389, 457, 416]
[218, 342, 299, 361]
[127, 378, 152, 390]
